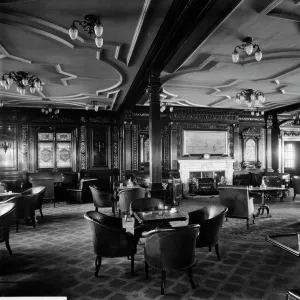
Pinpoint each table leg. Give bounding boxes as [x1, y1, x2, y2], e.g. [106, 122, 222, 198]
[256, 192, 271, 217]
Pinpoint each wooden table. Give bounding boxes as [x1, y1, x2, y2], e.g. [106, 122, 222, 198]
[249, 186, 288, 217]
[266, 234, 300, 257]
[133, 209, 186, 226]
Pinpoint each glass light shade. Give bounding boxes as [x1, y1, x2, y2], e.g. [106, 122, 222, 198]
[41, 108, 45, 113]
[16, 86, 20, 93]
[56, 108, 60, 114]
[255, 50, 262, 61]
[20, 87, 25, 95]
[251, 111, 254, 115]
[250, 93, 255, 101]
[260, 96, 265, 103]
[232, 51, 239, 63]
[0, 79, 5, 86]
[34, 80, 41, 89]
[254, 99, 260, 106]
[39, 85, 43, 92]
[30, 86, 36, 93]
[22, 78, 28, 86]
[169, 106, 173, 112]
[4, 82, 10, 90]
[256, 112, 259, 116]
[95, 37, 103, 48]
[7, 77, 13, 85]
[236, 98, 241, 104]
[245, 43, 253, 55]
[160, 107, 164, 112]
[261, 111, 264, 115]
[69, 26, 78, 40]
[85, 105, 89, 110]
[55, 109, 59, 114]
[0, 101, 3, 107]
[48, 107, 52, 113]
[94, 105, 99, 112]
[94, 24, 103, 37]
[45, 110, 49, 114]
[247, 101, 252, 108]
[240, 95, 245, 101]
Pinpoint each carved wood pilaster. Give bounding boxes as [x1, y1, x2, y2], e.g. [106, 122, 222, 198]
[21, 124, 28, 172]
[132, 124, 138, 171]
[112, 125, 119, 169]
[80, 125, 87, 170]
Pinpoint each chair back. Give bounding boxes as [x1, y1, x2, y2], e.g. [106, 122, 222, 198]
[80, 178, 100, 203]
[22, 186, 46, 210]
[144, 225, 200, 271]
[14, 194, 37, 219]
[84, 211, 128, 257]
[89, 185, 113, 208]
[118, 187, 145, 213]
[0, 181, 8, 193]
[218, 185, 254, 218]
[0, 200, 16, 243]
[31, 178, 54, 201]
[188, 204, 227, 247]
[292, 176, 300, 195]
[131, 197, 165, 212]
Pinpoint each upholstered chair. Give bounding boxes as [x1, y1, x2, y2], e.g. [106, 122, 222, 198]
[292, 176, 300, 201]
[22, 186, 46, 218]
[188, 204, 228, 260]
[148, 189, 167, 202]
[31, 178, 55, 207]
[142, 224, 200, 295]
[0, 181, 8, 193]
[218, 185, 255, 229]
[89, 185, 116, 216]
[14, 194, 37, 232]
[66, 178, 100, 204]
[84, 211, 138, 277]
[0, 199, 16, 255]
[118, 187, 145, 221]
[113, 179, 129, 199]
[130, 197, 165, 239]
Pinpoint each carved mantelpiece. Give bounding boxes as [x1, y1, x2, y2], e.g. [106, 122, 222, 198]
[178, 158, 235, 197]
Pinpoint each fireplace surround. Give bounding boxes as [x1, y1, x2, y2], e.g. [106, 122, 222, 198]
[178, 158, 235, 197]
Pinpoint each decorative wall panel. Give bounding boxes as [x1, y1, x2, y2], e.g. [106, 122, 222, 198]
[56, 133, 71, 141]
[132, 124, 138, 171]
[21, 124, 28, 172]
[38, 133, 54, 141]
[38, 142, 54, 169]
[56, 142, 72, 168]
[0, 125, 17, 170]
[112, 126, 119, 169]
[90, 127, 109, 168]
[80, 126, 86, 170]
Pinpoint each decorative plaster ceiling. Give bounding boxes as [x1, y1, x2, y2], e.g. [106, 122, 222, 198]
[0, 0, 173, 111]
[139, 0, 300, 115]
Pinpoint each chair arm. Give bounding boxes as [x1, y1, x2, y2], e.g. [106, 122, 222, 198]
[67, 188, 82, 192]
[141, 228, 158, 238]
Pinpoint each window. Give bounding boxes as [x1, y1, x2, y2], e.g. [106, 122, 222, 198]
[245, 139, 256, 161]
[284, 143, 295, 168]
[37, 132, 73, 170]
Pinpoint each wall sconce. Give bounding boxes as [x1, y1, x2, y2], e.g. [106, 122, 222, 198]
[0, 141, 12, 153]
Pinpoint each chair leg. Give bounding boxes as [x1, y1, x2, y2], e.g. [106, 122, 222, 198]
[95, 207, 98, 212]
[39, 208, 44, 219]
[188, 267, 196, 289]
[5, 240, 12, 255]
[252, 214, 255, 224]
[225, 215, 228, 222]
[215, 244, 221, 261]
[293, 194, 296, 201]
[16, 219, 19, 233]
[145, 260, 149, 279]
[208, 246, 211, 252]
[161, 270, 166, 295]
[246, 218, 249, 229]
[95, 255, 102, 277]
[31, 217, 36, 228]
[130, 254, 135, 275]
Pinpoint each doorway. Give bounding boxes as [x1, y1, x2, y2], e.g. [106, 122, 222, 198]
[283, 141, 300, 177]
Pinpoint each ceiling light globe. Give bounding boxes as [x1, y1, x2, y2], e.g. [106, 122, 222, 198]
[48, 107, 52, 113]
[0, 101, 3, 107]
[69, 25, 78, 40]
[39, 85, 43, 92]
[255, 50, 262, 61]
[30, 86, 36, 93]
[22, 78, 28, 86]
[251, 111, 254, 115]
[250, 93, 255, 101]
[0, 78, 5, 86]
[94, 105, 99, 112]
[34, 80, 41, 89]
[169, 106, 173, 112]
[232, 51, 239, 63]
[160, 107, 164, 112]
[245, 43, 253, 55]
[85, 105, 89, 111]
[45, 110, 49, 114]
[56, 108, 60, 114]
[261, 111, 264, 115]
[20, 87, 26, 95]
[240, 95, 245, 101]
[7, 77, 13, 85]
[95, 37, 103, 48]
[236, 98, 241, 104]
[16, 86, 20, 93]
[94, 24, 103, 37]
[41, 108, 45, 113]
[247, 101, 252, 108]
[254, 99, 260, 106]
[4, 82, 10, 90]
[256, 112, 259, 116]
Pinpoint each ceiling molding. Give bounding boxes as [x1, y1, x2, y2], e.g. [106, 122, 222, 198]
[55, 64, 78, 86]
[126, 0, 152, 66]
[109, 90, 120, 110]
[95, 50, 123, 95]
[0, 43, 32, 63]
[259, 0, 284, 15]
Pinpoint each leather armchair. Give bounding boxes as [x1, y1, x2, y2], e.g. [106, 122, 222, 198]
[131, 197, 166, 239]
[292, 176, 300, 201]
[22, 186, 46, 218]
[148, 189, 167, 202]
[0, 200, 16, 255]
[188, 204, 228, 260]
[218, 185, 255, 229]
[84, 211, 138, 277]
[89, 185, 116, 216]
[118, 187, 145, 220]
[142, 224, 200, 295]
[66, 178, 100, 204]
[31, 178, 55, 207]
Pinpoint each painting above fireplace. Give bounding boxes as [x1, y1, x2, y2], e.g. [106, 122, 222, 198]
[183, 130, 228, 155]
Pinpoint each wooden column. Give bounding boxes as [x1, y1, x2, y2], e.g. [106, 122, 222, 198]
[233, 124, 240, 171]
[170, 122, 178, 170]
[123, 121, 132, 171]
[148, 70, 162, 189]
[266, 116, 274, 172]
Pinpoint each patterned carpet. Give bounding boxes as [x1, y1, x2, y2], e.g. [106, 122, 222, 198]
[0, 194, 300, 300]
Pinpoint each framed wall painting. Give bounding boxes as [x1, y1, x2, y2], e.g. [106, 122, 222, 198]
[183, 130, 228, 155]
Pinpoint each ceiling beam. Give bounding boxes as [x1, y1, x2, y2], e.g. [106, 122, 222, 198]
[119, 0, 244, 114]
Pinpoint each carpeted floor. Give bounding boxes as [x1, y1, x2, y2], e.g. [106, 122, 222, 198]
[0, 193, 300, 300]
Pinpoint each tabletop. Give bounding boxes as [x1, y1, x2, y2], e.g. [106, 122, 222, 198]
[0, 192, 21, 200]
[133, 209, 186, 224]
[266, 233, 300, 257]
[249, 187, 288, 192]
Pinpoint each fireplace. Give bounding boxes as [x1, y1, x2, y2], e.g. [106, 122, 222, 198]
[178, 158, 235, 197]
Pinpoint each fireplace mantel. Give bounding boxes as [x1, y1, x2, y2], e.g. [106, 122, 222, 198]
[178, 158, 235, 197]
